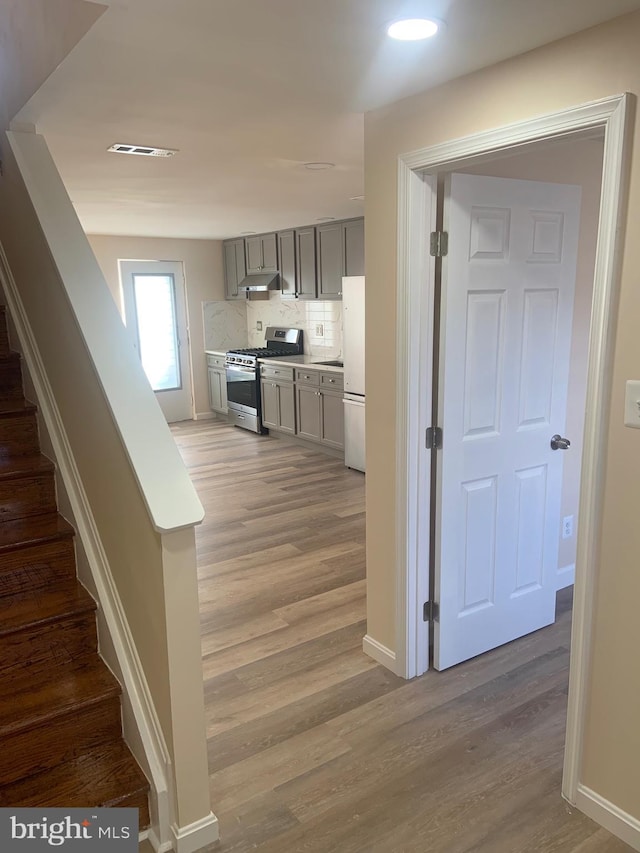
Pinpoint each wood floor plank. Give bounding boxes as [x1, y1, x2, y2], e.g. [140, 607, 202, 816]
[169, 419, 633, 853]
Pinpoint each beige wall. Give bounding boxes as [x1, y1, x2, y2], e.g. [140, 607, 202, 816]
[460, 137, 604, 574]
[88, 234, 225, 418]
[365, 11, 640, 820]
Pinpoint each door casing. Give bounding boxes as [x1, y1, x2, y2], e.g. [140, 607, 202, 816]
[394, 93, 631, 804]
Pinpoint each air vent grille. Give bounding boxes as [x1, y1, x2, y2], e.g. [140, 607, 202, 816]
[107, 143, 178, 157]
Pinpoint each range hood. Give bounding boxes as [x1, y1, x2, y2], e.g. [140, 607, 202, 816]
[239, 272, 280, 292]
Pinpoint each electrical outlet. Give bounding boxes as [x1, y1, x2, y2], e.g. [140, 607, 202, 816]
[256, 321, 263, 331]
[315, 323, 324, 337]
[562, 515, 574, 540]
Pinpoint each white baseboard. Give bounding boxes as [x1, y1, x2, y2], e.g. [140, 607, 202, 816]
[363, 634, 399, 674]
[575, 784, 640, 851]
[557, 563, 576, 590]
[193, 411, 216, 421]
[170, 812, 219, 853]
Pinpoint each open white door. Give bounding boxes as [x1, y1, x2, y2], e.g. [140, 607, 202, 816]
[120, 260, 193, 423]
[434, 173, 581, 670]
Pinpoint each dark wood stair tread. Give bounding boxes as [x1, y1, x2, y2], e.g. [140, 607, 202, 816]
[0, 655, 120, 737]
[0, 579, 95, 634]
[0, 512, 74, 553]
[0, 741, 150, 815]
[0, 454, 54, 480]
[0, 398, 36, 416]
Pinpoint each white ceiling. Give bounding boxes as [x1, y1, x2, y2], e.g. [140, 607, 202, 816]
[15, 0, 640, 239]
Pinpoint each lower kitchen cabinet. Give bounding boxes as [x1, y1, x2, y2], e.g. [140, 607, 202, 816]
[207, 354, 228, 414]
[261, 378, 295, 434]
[295, 375, 344, 450]
[296, 384, 322, 442]
[320, 389, 344, 449]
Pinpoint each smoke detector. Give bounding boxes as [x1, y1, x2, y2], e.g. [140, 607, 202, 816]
[107, 143, 178, 157]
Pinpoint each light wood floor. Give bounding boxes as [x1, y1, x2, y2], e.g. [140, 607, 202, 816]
[168, 418, 631, 853]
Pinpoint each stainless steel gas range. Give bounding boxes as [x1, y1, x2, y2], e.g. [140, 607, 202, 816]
[226, 327, 303, 433]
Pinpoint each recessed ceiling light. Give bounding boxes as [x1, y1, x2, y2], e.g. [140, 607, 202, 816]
[241, 231, 257, 235]
[304, 162, 335, 171]
[107, 143, 178, 157]
[317, 217, 336, 222]
[350, 195, 365, 202]
[387, 17, 439, 40]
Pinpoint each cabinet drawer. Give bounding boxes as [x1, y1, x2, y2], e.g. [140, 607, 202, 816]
[295, 368, 320, 386]
[261, 364, 294, 382]
[320, 372, 343, 391]
[206, 354, 226, 369]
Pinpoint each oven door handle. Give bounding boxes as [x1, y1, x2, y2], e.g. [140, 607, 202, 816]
[226, 363, 256, 375]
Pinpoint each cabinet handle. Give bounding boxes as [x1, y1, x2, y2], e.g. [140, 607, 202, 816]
[316, 391, 321, 396]
[272, 382, 276, 387]
[328, 378, 335, 383]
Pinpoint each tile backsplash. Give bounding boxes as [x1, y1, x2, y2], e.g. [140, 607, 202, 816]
[245, 296, 342, 356]
[203, 294, 343, 356]
[203, 301, 248, 351]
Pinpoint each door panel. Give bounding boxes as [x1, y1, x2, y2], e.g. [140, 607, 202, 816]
[120, 260, 192, 423]
[434, 173, 581, 671]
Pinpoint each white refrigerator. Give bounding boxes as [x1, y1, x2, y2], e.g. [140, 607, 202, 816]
[342, 276, 365, 472]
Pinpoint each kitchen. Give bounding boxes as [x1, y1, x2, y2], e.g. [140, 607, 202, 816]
[203, 219, 366, 472]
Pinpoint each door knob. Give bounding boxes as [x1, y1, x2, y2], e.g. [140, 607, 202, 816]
[550, 434, 571, 451]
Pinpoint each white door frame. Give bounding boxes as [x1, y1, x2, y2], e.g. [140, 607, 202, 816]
[395, 93, 631, 804]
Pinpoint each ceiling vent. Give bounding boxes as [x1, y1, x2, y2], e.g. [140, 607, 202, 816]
[107, 144, 178, 157]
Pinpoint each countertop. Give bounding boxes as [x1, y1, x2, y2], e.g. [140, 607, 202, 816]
[257, 355, 344, 373]
[206, 350, 344, 373]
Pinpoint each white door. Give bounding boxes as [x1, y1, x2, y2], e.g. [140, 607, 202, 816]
[434, 173, 581, 670]
[120, 260, 193, 423]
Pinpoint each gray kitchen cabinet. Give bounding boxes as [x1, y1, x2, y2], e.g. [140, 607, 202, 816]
[296, 227, 318, 299]
[223, 239, 246, 300]
[316, 222, 343, 299]
[261, 363, 295, 433]
[207, 354, 228, 414]
[246, 233, 278, 274]
[316, 218, 364, 299]
[261, 379, 295, 434]
[296, 384, 322, 442]
[344, 217, 365, 277]
[277, 227, 317, 300]
[320, 389, 344, 449]
[277, 230, 297, 299]
[294, 367, 344, 449]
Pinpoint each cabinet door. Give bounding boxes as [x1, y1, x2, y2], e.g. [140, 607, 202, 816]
[234, 240, 246, 289]
[343, 218, 365, 277]
[296, 385, 322, 441]
[262, 380, 295, 433]
[261, 233, 278, 272]
[321, 390, 345, 449]
[208, 368, 227, 413]
[296, 228, 317, 299]
[316, 223, 343, 299]
[278, 383, 296, 434]
[261, 380, 279, 429]
[246, 233, 278, 274]
[245, 236, 264, 274]
[278, 230, 297, 299]
[224, 240, 239, 299]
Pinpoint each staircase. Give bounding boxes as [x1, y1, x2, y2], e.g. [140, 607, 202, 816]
[0, 306, 150, 821]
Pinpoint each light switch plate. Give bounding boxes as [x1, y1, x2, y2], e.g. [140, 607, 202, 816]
[624, 380, 640, 428]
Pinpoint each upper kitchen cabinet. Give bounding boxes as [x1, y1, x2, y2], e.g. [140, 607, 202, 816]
[277, 227, 317, 300]
[296, 227, 317, 300]
[223, 238, 246, 300]
[245, 233, 278, 274]
[277, 230, 296, 299]
[316, 218, 364, 299]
